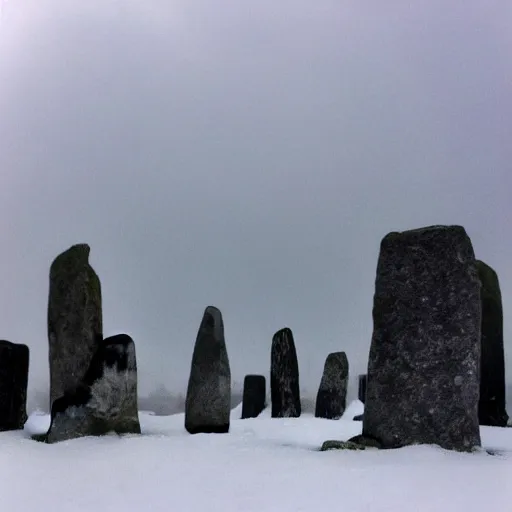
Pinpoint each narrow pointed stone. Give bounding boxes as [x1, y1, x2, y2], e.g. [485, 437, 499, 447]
[185, 306, 231, 434]
[270, 327, 301, 418]
[315, 352, 349, 419]
[241, 374, 266, 419]
[476, 260, 509, 427]
[48, 243, 102, 407]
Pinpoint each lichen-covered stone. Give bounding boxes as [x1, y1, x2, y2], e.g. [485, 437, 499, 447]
[48, 244, 102, 407]
[271, 327, 301, 418]
[185, 306, 231, 434]
[46, 334, 140, 443]
[241, 375, 266, 419]
[0, 340, 29, 431]
[476, 261, 509, 427]
[363, 225, 481, 452]
[315, 352, 349, 419]
[358, 374, 367, 404]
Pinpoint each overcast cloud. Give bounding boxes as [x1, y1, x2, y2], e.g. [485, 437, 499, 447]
[0, 0, 511, 403]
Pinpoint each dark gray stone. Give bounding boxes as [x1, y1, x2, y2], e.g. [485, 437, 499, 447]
[46, 334, 140, 443]
[315, 352, 349, 419]
[358, 374, 367, 404]
[241, 374, 266, 419]
[476, 261, 509, 427]
[353, 414, 364, 422]
[0, 340, 29, 431]
[346, 434, 382, 449]
[185, 306, 231, 434]
[271, 327, 301, 418]
[320, 440, 365, 451]
[48, 244, 102, 407]
[362, 225, 482, 452]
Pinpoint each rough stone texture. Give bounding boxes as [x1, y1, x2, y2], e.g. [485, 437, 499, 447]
[315, 352, 349, 419]
[362, 225, 482, 452]
[320, 440, 366, 451]
[358, 374, 367, 404]
[185, 306, 231, 434]
[476, 261, 509, 427]
[241, 374, 266, 419]
[48, 243, 103, 407]
[346, 434, 383, 449]
[271, 327, 301, 418]
[46, 334, 141, 443]
[0, 340, 29, 431]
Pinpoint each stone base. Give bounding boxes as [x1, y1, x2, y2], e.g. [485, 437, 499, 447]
[185, 423, 230, 435]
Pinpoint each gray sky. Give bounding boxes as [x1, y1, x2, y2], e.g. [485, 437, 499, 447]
[0, 0, 511, 401]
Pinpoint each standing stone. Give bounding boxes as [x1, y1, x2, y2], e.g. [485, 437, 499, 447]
[0, 340, 29, 431]
[46, 334, 141, 443]
[271, 327, 301, 418]
[358, 374, 367, 404]
[361, 226, 481, 451]
[241, 374, 266, 419]
[185, 306, 231, 434]
[48, 243, 102, 407]
[476, 260, 509, 427]
[315, 352, 349, 419]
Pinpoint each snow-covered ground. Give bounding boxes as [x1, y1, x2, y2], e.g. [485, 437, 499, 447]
[1, 400, 511, 512]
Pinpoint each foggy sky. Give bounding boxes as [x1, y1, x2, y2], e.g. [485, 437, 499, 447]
[0, 0, 511, 402]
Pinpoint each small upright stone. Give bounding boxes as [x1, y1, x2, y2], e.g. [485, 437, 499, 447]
[185, 306, 231, 434]
[358, 374, 367, 404]
[362, 225, 481, 451]
[241, 374, 266, 419]
[48, 243, 102, 406]
[46, 334, 141, 443]
[0, 340, 29, 431]
[270, 327, 301, 418]
[476, 261, 509, 427]
[315, 352, 349, 419]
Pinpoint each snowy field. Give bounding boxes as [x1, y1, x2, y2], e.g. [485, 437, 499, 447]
[2, 400, 512, 512]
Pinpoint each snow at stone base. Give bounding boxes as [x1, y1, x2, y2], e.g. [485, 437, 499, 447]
[1, 401, 511, 512]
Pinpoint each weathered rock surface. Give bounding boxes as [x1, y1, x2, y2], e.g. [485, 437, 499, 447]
[185, 306, 231, 434]
[320, 440, 365, 451]
[241, 374, 266, 419]
[315, 352, 349, 419]
[46, 334, 140, 443]
[0, 340, 29, 431]
[48, 243, 102, 407]
[271, 327, 301, 418]
[358, 374, 367, 404]
[476, 261, 509, 427]
[362, 225, 482, 452]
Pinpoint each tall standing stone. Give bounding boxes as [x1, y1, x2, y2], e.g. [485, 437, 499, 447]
[361, 226, 482, 451]
[0, 340, 29, 431]
[46, 334, 141, 443]
[185, 306, 231, 434]
[48, 243, 102, 407]
[315, 352, 349, 419]
[358, 374, 367, 404]
[241, 374, 266, 419]
[271, 327, 301, 418]
[476, 260, 509, 427]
